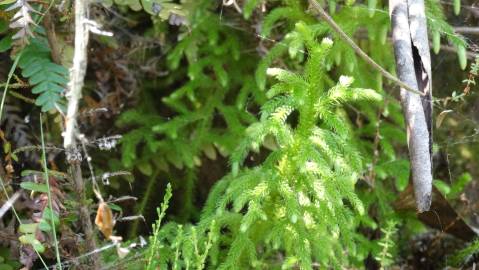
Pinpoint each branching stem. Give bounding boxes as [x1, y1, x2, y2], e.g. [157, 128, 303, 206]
[64, 0, 90, 151]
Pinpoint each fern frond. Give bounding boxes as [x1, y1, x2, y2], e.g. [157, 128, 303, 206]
[18, 37, 67, 112]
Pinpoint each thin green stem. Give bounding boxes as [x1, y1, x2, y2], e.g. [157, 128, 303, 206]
[40, 114, 62, 270]
[0, 54, 21, 123]
[146, 183, 172, 270]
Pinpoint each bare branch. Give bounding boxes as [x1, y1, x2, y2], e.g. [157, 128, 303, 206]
[390, 0, 433, 212]
[308, 0, 423, 96]
[64, 0, 90, 152]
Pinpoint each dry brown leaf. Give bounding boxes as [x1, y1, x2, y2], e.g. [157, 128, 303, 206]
[95, 202, 114, 238]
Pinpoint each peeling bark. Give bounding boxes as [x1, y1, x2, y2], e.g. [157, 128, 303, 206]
[64, 0, 100, 268]
[390, 0, 433, 212]
[64, 0, 90, 152]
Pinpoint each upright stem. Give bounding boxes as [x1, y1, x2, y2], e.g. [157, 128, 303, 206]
[64, 0, 99, 267]
[40, 115, 62, 270]
[71, 163, 100, 268]
[64, 0, 89, 151]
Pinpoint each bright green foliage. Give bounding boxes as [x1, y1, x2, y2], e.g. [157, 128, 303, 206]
[118, 1, 263, 219]
[0, 0, 473, 268]
[197, 28, 382, 268]
[433, 172, 472, 199]
[17, 206, 59, 253]
[374, 220, 398, 268]
[117, 0, 466, 221]
[146, 31, 383, 267]
[18, 37, 68, 112]
[426, 0, 468, 67]
[147, 183, 173, 269]
[257, 4, 395, 89]
[145, 220, 217, 269]
[118, 2, 261, 170]
[145, 182, 217, 270]
[113, 0, 467, 268]
[245, 2, 411, 220]
[453, 0, 461, 15]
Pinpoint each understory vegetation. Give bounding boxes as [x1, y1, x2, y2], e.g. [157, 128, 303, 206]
[0, 0, 478, 269]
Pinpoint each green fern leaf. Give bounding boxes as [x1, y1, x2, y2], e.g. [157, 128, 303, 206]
[18, 37, 67, 112]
